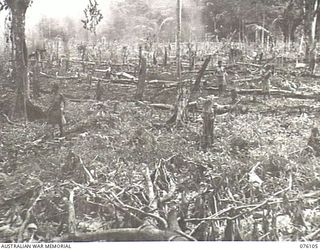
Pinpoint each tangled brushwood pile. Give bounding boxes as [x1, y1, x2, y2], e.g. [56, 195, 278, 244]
[1, 74, 320, 242]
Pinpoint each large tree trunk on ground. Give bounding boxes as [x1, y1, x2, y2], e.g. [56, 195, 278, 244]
[6, 0, 30, 121]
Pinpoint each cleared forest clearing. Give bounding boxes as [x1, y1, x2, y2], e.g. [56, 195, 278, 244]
[1, 0, 320, 244]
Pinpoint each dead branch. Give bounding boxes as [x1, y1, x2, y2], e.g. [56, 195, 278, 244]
[144, 165, 158, 212]
[1, 113, 24, 126]
[52, 226, 188, 242]
[103, 196, 144, 226]
[109, 192, 168, 229]
[303, 228, 320, 241]
[173, 230, 197, 241]
[64, 189, 76, 235]
[159, 174, 176, 203]
[78, 157, 96, 184]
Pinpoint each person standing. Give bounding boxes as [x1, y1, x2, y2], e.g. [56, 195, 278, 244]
[47, 83, 66, 137]
[261, 65, 273, 99]
[217, 60, 228, 95]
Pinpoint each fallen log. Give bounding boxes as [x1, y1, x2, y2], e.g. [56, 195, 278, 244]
[231, 77, 262, 83]
[69, 60, 96, 66]
[149, 103, 175, 110]
[205, 87, 320, 100]
[94, 69, 111, 73]
[115, 72, 137, 81]
[91, 76, 136, 86]
[68, 99, 97, 103]
[40, 72, 78, 80]
[148, 80, 178, 85]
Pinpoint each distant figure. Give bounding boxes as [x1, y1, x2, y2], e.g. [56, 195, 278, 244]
[47, 83, 66, 137]
[96, 80, 104, 101]
[216, 60, 228, 95]
[308, 127, 320, 156]
[261, 65, 273, 99]
[153, 51, 158, 65]
[229, 47, 243, 63]
[254, 47, 263, 64]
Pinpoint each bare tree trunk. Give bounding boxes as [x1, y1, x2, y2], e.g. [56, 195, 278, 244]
[62, 37, 70, 73]
[176, 0, 181, 80]
[304, 0, 319, 69]
[6, 0, 30, 121]
[164, 46, 168, 67]
[167, 0, 189, 127]
[261, 12, 265, 48]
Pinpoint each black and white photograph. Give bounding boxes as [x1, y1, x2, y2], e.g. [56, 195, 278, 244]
[0, 0, 319, 248]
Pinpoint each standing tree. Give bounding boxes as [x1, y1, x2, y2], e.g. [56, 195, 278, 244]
[1, 0, 31, 121]
[81, 0, 103, 35]
[303, 0, 320, 71]
[167, 0, 191, 127]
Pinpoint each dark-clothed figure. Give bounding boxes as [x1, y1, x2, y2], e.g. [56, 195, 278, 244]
[261, 65, 273, 99]
[47, 83, 66, 137]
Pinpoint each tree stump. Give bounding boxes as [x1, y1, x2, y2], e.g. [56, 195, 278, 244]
[231, 89, 238, 103]
[166, 84, 191, 127]
[96, 80, 104, 101]
[87, 70, 93, 88]
[201, 99, 215, 151]
[30, 56, 41, 98]
[135, 57, 147, 101]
